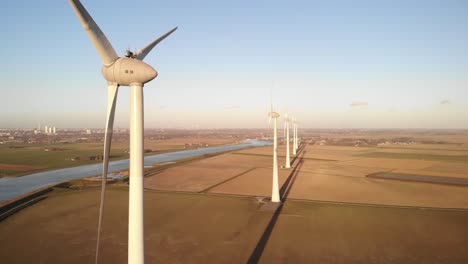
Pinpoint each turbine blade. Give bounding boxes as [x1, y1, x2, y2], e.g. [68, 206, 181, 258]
[69, 0, 119, 65]
[270, 97, 273, 112]
[270, 89, 273, 113]
[95, 84, 119, 264]
[136, 27, 178, 60]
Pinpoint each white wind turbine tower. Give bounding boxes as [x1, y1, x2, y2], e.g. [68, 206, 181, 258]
[294, 119, 299, 151]
[292, 116, 297, 156]
[69, 1, 177, 264]
[283, 118, 287, 139]
[284, 113, 291, 168]
[268, 109, 281, 203]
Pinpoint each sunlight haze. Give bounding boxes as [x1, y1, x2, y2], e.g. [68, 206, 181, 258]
[1, 0, 467, 128]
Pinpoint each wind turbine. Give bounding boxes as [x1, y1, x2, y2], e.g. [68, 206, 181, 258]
[294, 119, 299, 151]
[283, 118, 287, 139]
[69, 1, 177, 263]
[284, 113, 291, 168]
[268, 109, 281, 203]
[292, 116, 297, 156]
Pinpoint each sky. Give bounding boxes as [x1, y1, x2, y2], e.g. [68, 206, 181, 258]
[1, 0, 468, 129]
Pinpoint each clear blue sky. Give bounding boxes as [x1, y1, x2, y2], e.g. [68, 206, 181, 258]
[1, 0, 467, 129]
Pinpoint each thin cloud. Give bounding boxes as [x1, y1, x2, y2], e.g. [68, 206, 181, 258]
[350, 101, 368, 107]
[440, 99, 451, 105]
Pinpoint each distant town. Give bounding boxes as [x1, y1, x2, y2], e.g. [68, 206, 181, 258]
[1, 127, 463, 147]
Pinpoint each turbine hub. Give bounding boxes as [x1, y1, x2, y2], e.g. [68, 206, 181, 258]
[102, 57, 158, 86]
[269, 112, 280, 118]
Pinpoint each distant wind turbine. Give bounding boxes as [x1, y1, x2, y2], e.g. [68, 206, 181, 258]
[69, 1, 177, 264]
[268, 109, 281, 203]
[284, 113, 291, 168]
[283, 118, 287, 139]
[295, 118, 300, 151]
[292, 116, 297, 156]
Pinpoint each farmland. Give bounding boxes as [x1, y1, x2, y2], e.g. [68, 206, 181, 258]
[1, 129, 468, 263]
[0, 137, 239, 177]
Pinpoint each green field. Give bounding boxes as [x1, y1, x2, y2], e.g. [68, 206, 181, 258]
[0, 141, 186, 177]
[0, 143, 127, 177]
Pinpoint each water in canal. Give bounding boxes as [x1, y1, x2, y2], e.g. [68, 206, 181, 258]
[0, 140, 271, 202]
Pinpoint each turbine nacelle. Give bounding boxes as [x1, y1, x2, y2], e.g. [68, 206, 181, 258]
[102, 57, 158, 86]
[268, 112, 280, 118]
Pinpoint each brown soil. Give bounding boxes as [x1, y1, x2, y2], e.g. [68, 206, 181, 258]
[1, 187, 467, 264]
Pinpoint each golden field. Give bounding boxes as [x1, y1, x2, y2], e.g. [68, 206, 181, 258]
[2, 131, 468, 263]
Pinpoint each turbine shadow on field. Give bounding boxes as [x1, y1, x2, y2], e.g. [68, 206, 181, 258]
[246, 151, 305, 264]
[281, 154, 304, 200]
[290, 143, 306, 166]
